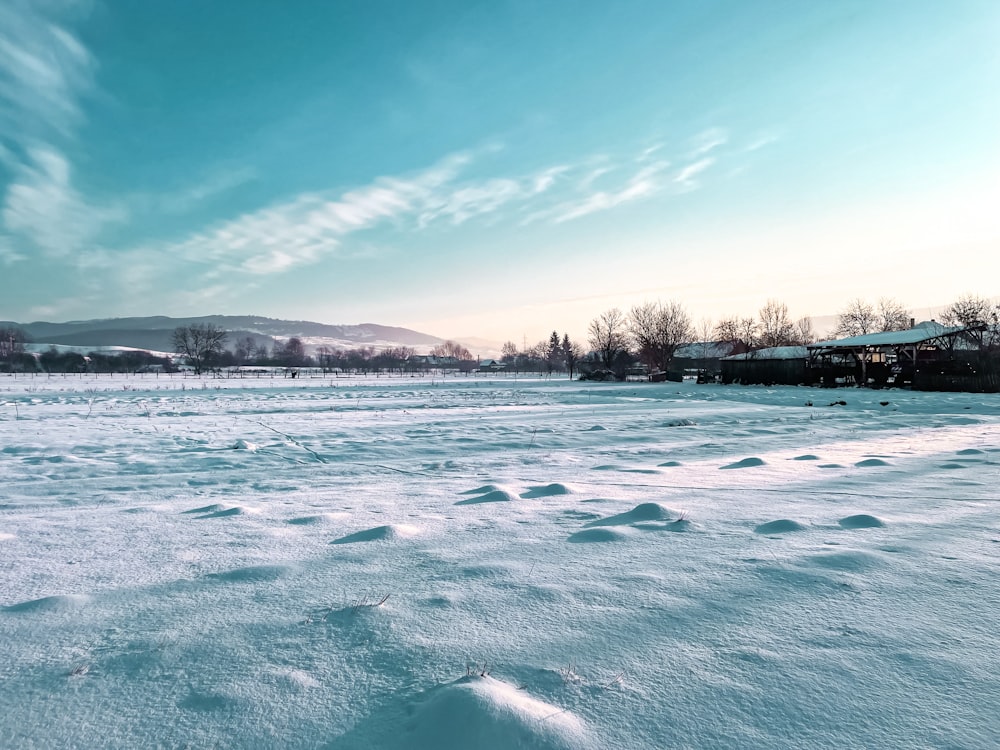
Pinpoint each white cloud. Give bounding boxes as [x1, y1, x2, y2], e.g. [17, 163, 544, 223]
[637, 143, 665, 162]
[673, 158, 715, 188]
[0, 2, 96, 142]
[0, 236, 26, 265]
[550, 159, 671, 224]
[0, 3, 118, 259]
[689, 127, 728, 158]
[532, 166, 569, 194]
[108, 128, 737, 307]
[2, 146, 124, 256]
[152, 167, 259, 215]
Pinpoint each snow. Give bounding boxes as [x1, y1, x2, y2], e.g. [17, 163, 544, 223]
[2, 373, 1000, 748]
[811, 320, 964, 348]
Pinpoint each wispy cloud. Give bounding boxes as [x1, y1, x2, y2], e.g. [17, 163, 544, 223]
[673, 157, 715, 189]
[551, 159, 671, 223]
[105, 129, 735, 307]
[0, 236, 26, 265]
[0, 1, 117, 261]
[2, 146, 125, 257]
[689, 127, 728, 158]
[153, 167, 259, 215]
[0, 0, 96, 143]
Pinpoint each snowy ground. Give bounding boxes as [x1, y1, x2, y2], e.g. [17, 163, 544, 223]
[2, 373, 999, 749]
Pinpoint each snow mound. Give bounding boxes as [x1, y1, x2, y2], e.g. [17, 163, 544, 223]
[460, 484, 504, 495]
[286, 515, 326, 525]
[181, 503, 226, 515]
[957, 448, 985, 456]
[809, 550, 881, 572]
[568, 527, 629, 543]
[657, 460, 683, 467]
[634, 518, 695, 533]
[586, 425, 606, 431]
[197, 507, 245, 519]
[792, 454, 820, 461]
[395, 676, 590, 750]
[755, 519, 808, 534]
[839, 514, 886, 529]
[520, 483, 573, 499]
[720, 457, 766, 469]
[456, 489, 519, 505]
[232, 439, 258, 451]
[586, 502, 673, 527]
[331, 524, 421, 544]
[855, 458, 890, 467]
[206, 564, 293, 582]
[5, 594, 89, 613]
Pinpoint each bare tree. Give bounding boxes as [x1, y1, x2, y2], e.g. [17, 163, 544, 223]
[588, 308, 629, 369]
[276, 336, 307, 367]
[942, 294, 1000, 350]
[834, 299, 877, 338]
[877, 298, 911, 332]
[794, 316, 816, 345]
[233, 336, 259, 365]
[431, 340, 474, 361]
[627, 301, 694, 372]
[714, 317, 740, 344]
[1, 326, 28, 370]
[171, 323, 228, 374]
[758, 300, 796, 348]
[500, 341, 518, 363]
[716, 317, 758, 352]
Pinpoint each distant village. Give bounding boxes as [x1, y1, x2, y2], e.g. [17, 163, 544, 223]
[2, 294, 998, 393]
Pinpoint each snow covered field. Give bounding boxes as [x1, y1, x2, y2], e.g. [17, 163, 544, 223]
[2, 373, 998, 749]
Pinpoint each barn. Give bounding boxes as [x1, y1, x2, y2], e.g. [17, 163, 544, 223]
[719, 346, 809, 385]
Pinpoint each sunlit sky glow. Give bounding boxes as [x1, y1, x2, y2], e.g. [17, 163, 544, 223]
[1, 0, 998, 344]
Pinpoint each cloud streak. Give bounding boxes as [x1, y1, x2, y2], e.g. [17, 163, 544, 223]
[0, 1, 119, 261]
[2, 146, 124, 257]
[118, 133, 732, 289]
[0, 0, 96, 142]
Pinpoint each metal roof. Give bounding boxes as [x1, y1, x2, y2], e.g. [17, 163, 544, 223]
[808, 321, 966, 349]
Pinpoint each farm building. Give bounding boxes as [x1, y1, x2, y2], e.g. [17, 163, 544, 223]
[719, 321, 995, 391]
[720, 346, 809, 385]
[672, 341, 742, 375]
[807, 321, 994, 391]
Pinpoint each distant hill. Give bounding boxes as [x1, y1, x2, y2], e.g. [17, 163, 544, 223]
[2, 315, 446, 354]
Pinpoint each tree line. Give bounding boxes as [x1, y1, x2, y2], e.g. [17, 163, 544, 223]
[581, 293, 1000, 380]
[2, 293, 997, 377]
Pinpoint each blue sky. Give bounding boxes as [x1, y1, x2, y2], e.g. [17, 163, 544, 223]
[1, 0, 998, 344]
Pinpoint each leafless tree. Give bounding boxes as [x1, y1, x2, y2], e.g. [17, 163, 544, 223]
[1, 326, 27, 369]
[876, 298, 912, 332]
[431, 340, 474, 361]
[588, 308, 629, 369]
[794, 316, 816, 345]
[233, 336, 258, 365]
[500, 341, 518, 363]
[171, 323, 228, 374]
[942, 294, 1000, 349]
[716, 317, 758, 352]
[834, 299, 877, 338]
[276, 336, 307, 367]
[758, 300, 796, 348]
[697, 317, 714, 361]
[627, 301, 694, 372]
